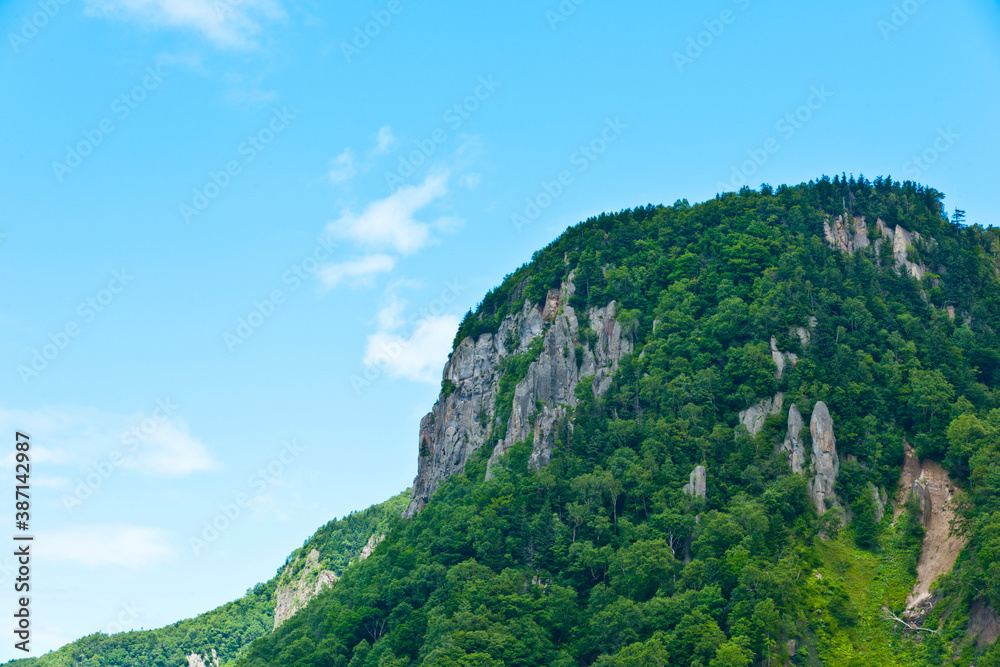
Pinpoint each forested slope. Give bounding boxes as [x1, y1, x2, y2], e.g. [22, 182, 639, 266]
[4, 492, 409, 667]
[234, 177, 1000, 666]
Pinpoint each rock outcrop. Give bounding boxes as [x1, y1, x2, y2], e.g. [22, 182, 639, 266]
[404, 278, 633, 517]
[820, 213, 934, 282]
[770, 337, 798, 380]
[358, 532, 384, 561]
[967, 598, 1000, 649]
[901, 446, 967, 619]
[824, 213, 871, 254]
[273, 549, 338, 630]
[876, 219, 927, 280]
[780, 403, 806, 474]
[186, 649, 219, 667]
[808, 401, 840, 514]
[739, 393, 783, 437]
[683, 466, 706, 499]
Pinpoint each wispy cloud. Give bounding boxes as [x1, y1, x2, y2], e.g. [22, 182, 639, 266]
[84, 0, 285, 50]
[38, 524, 175, 569]
[361, 285, 459, 383]
[374, 125, 397, 155]
[328, 148, 358, 184]
[318, 254, 395, 289]
[0, 405, 217, 478]
[122, 420, 217, 477]
[325, 171, 459, 254]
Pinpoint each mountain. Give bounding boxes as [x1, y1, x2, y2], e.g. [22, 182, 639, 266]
[4, 492, 409, 667]
[16, 175, 1000, 666]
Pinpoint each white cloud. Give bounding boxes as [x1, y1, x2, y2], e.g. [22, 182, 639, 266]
[318, 254, 395, 289]
[38, 524, 175, 569]
[374, 125, 397, 154]
[328, 148, 358, 184]
[326, 171, 459, 254]
[0, 405, 217, 478]
[122, 420, 218, 477]
[363, 314, 460, 383]
[84, 0, 285, 50]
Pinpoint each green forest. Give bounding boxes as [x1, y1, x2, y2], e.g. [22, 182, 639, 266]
[12, 176, 1000, 666]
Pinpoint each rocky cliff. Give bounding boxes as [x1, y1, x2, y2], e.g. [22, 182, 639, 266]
[273, 549, 338, 630]
[404, 278, 632, 517]
[808, 401, 840, 514]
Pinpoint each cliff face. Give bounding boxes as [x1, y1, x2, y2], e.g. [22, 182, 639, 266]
[273, 549, 338, 630]
[403, 278, 632, 517]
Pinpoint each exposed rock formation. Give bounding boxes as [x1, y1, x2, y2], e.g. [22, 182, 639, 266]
[358, 532, 384, 561]
[770, 337, 798, 380]
[739, 393, 783, 437]
[967, 598, 1000, 650]
[273, 549, 338, 630]
[404, 278, 633, 517]
[823, 213, 871, 254]
[186, 649, 219, 667]
[911, 478, 932, 526]
[876, 219, 927, 280]
[780, 403, 806, 474]
[821, 213, 934, 282]
[809, 401, 840, 514]
[902, 452, 967, 619]
[682, 466, 706, 499]
[870, 483, 887, 524]
[792, 317, 817, 348]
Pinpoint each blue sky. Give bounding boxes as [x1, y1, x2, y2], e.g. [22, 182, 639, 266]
[1, 0, 999, 659]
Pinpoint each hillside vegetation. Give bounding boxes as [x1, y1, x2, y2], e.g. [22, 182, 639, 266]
[14, 176, 1000, 667]
[4, 492, 409, 667]
[230, 177, 1000, 666]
